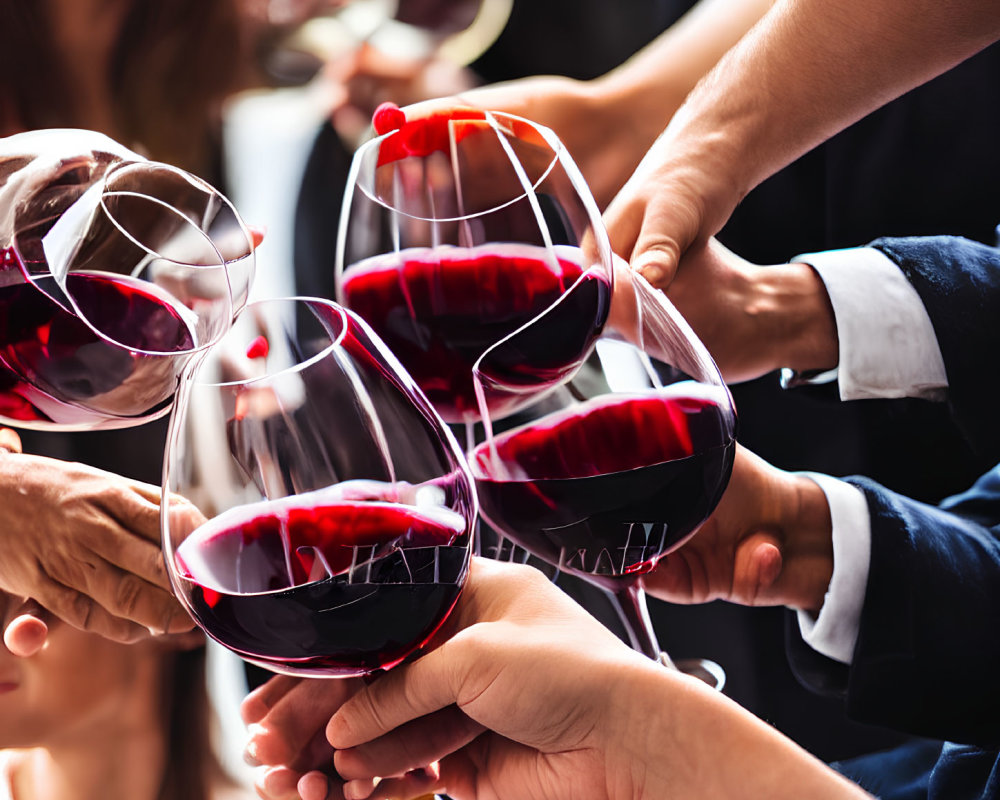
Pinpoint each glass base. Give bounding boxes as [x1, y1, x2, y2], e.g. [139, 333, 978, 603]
[667, 655, 726, 692]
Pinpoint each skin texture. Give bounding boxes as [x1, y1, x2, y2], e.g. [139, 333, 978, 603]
[0, 449, 196, 643]
[603, 0, 1000, 289]
[403, 0, 1000, 288]
[240, 438, 845, 799]
[609, 240, 838, 385]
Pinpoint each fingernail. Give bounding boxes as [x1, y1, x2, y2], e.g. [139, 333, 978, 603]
[244, 723, 265, 766]
[261, 766, 297, 796]
[243, 741, 261, 767]
[638, 263, 664, 285]
[344, 777, 380, 800]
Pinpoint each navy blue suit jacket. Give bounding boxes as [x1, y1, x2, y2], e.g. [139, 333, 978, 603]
[787, 236, 1000, 797]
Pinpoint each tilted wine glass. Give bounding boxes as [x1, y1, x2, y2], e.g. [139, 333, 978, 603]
[335, 106, 613, 436]
[470, 268, 736, 688]
[161, 296, 477, 677]
[0, 147, 254, 431]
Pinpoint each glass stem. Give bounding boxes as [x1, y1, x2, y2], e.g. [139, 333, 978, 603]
[614, 586, 676, 668]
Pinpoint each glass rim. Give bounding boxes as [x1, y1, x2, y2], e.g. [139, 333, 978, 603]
[98, 159, 254, 270]
[348, 110, 565, 223]
[10, 158, 250, 357]
[188, 296, 350, 389]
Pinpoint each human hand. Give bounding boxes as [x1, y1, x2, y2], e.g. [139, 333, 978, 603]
[244, 557, 870, 800]
[242, 558, 656, 800]
[643, 444, 835, 615]
[243, 673, 443, 800]
[667, 239, 838, 383]
[325, 558, 681, 800]
[0, 431, 48, 656]
[399, 73, 664, 210]
[605, 239, 837, 387]
[242, 673, 362, 800]
[602, 106, 751, 290]
[0, 451, 199, 643]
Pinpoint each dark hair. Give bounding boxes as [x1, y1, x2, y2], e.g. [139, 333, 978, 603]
[0, 1, 250, 178]
[157, 645, 240, 800]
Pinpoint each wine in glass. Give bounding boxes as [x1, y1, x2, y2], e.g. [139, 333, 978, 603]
[161, 296, 477, 677]
[0, 148, 255, 431]
[335, 106, 613, 431]
[470, 271, 736, 688]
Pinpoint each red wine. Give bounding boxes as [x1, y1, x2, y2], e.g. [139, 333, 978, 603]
[375, 107, 496, 166]
[471, 389, 735, 591]
[175, 494, 470, 676]
[0, 247, 195, 427]
[341, 243, 610, 423]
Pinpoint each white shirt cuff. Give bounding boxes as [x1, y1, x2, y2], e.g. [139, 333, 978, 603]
[795, 472, 871, 665]
[791, 247, 948, 401]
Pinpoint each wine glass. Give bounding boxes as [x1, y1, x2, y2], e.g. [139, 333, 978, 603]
[469, 269, 736, 689]
[161, 296, 477, 677]
[0, 155, 255, 430]
[335, 106, 731, 684]
[335, 106, 613, 434]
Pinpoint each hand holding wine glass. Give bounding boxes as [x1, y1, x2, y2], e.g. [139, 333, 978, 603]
[244, 556, 868, 800]
[0, 448, 196, 643]
[241, 557, 649, 800]
[336, 104, 735, 683]
[644, 238, 839, 385]
[641, 444, 834, 614]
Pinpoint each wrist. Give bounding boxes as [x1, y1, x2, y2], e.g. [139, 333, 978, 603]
[776, 472, 835, 615]
[594, 68, 685, 150]
[753, 262, 838, 376]
[605, 657, 703, 799]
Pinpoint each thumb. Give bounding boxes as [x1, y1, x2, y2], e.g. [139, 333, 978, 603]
[628, 185, 708, 290]
[732, 531, 784, 606]
[605, 181, 704, 291]
[631, 239, 685, 291]
[4, 601, 50, 657]
[0, 427, 22, 454]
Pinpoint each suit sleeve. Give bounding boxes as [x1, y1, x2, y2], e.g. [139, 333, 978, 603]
[871, 235, 1000, 458]
[788, 466, 1000, 746]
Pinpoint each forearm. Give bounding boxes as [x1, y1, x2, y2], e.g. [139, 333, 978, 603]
[617, 665, 871, 799]
[659, 0, 1000, 218]
[593, 0, 777, 151]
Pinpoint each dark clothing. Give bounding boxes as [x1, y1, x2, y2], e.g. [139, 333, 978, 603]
[662, 43, 1000, 760]
[785, 236, 1000, 799]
